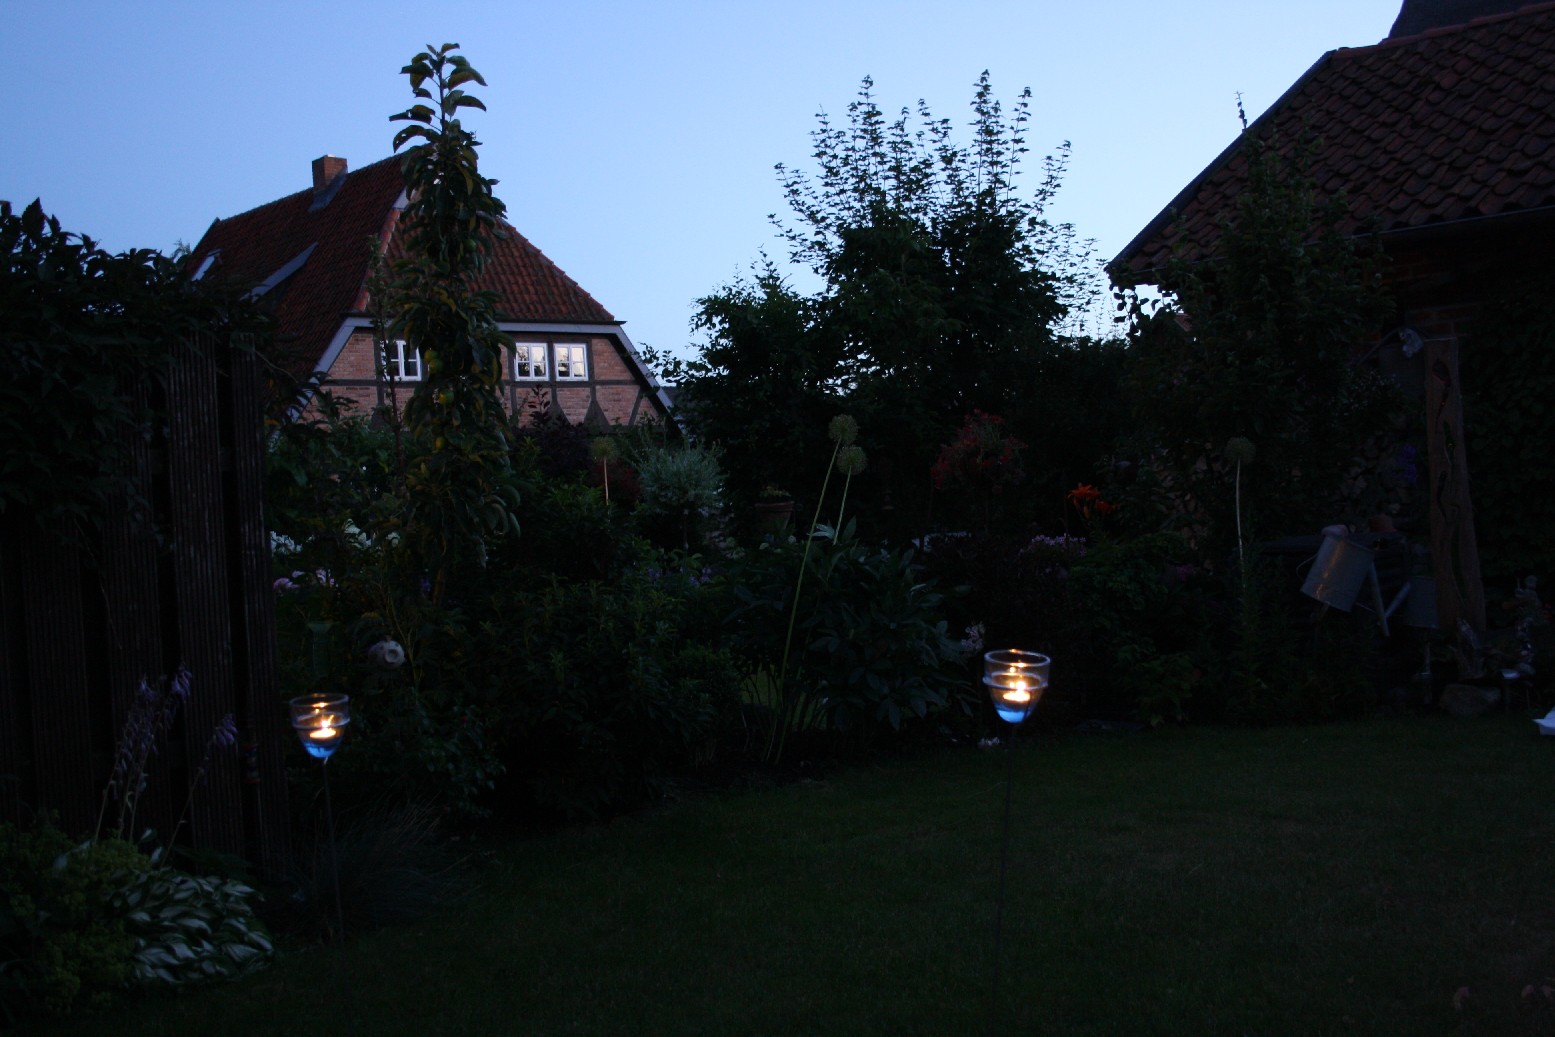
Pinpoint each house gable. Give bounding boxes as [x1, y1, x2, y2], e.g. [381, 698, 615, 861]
[188, 155, 669, 427]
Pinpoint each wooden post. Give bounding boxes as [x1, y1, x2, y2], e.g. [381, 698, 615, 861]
[226, 338, 293, 876]
[1424, 335, 1487, 634]
[165, 333, 246, 857]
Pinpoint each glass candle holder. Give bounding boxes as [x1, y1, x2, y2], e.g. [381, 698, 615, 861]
[289, 694, 351, 761]
[983, 650, 1050, 724]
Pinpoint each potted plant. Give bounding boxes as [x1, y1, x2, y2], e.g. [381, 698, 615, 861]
[753, 485, 795, 535]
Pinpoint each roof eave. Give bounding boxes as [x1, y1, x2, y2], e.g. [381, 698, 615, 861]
[1376, 202, 1555, 247]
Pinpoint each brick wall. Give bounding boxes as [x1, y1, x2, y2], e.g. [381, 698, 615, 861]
[301, 328, 660, 428]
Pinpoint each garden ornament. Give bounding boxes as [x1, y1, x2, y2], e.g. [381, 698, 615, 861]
[367, 638, 406, 670]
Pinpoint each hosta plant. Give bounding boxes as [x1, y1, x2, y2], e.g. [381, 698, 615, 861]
[112, 855, 273, 987]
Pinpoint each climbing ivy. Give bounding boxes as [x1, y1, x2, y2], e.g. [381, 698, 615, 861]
[1462, 259, 1555, 585]
[1114, 126, 1399, 560]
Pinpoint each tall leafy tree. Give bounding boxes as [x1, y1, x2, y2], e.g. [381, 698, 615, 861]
[389, 43, 520, 597]
[681, 74, 1107, 536]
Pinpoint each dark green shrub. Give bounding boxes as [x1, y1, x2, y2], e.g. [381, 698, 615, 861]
[498, 568, 742, 820]
[0, 199, 262, 543]
[511, 392, 593, 482]
[267, 405, 509, 819]
[919, 530, 1083, 661]
[1063, 532, 1209, 724]
[326, 669, 505, 823]
[728, 522, 972, 752]
[270, 533, 507, 822]
[0, 826, 145, 1018]
[631, 443, 724, 551]
[502, 477, 634, 583]
[2, 826, 275, 1022]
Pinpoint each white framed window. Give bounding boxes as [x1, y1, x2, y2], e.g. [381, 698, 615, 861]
[514, 342, 548, 380]
[386, 340, 421, 381]
[554, 343, 588, 380]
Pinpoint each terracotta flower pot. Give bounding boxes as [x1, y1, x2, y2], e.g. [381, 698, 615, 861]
[753, 498, 795, 535]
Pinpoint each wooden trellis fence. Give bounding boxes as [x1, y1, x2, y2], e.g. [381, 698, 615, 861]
[0, 332, 291, 875]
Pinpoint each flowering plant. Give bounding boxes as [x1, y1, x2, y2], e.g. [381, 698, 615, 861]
[1067, 483, 1117, 521]
[930, 410, 1026, 493]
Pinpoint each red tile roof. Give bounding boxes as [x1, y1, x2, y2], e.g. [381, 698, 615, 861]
[191, 155, 616, 381]
[1113, 2, 1555, 279]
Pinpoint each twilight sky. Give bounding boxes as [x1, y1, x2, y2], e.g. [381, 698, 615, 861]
[4, 0, 1404, 357]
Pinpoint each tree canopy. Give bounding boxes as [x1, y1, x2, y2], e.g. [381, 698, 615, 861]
[676, 74, 1115, 537]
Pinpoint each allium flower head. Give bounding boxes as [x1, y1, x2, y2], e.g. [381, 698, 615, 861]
[1224, 437, 1257, 466]
[835, 444, 867, 477]
[828, 414, 858, 446]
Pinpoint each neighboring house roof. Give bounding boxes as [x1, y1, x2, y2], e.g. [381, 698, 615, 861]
[190, 154, 619, 383]
[1113, 1, 1555, 280]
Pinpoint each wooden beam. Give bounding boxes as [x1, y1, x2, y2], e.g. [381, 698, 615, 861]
[1424, 335, 1487, 634]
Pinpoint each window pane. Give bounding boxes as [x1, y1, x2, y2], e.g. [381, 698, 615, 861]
[515, 343, 546, 379]
[388, 340, 420, 380]
[557, 344, 586, 379]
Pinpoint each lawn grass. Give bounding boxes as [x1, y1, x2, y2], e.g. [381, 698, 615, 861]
[27, 714, 1555, 1036]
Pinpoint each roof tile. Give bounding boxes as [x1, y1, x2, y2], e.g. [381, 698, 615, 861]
[1115, 3, 1555, 275]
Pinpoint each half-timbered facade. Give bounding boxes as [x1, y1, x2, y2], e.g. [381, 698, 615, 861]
[189, 154, 671, 427]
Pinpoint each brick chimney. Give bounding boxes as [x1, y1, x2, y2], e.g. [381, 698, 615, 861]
[310, 155, 348, 205]
[1389, 0, 1526, 37]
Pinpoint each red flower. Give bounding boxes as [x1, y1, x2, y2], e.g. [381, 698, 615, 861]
[1067, 483, 1116, 521]
[932, 411, 1026, 492]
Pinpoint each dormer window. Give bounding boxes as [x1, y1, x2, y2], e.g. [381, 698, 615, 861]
[192, 250, 219, 281]
[386, 340, 421, 381]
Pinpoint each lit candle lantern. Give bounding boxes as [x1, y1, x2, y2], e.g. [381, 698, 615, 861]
[982, 650, 1050, 725]
[289, 695, 351, 761]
